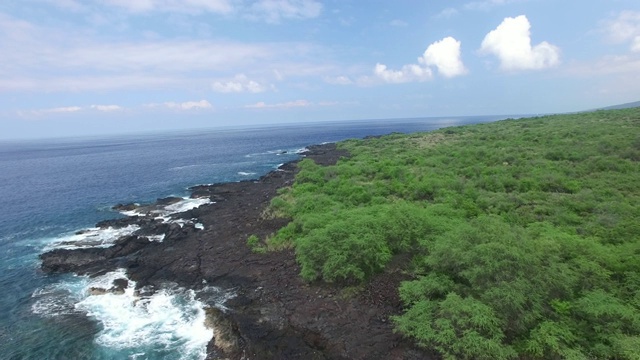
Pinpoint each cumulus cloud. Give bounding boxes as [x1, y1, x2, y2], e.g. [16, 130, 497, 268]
[373, 36, 466, 83]
[245, 99, 311, 109]
[248, 0, 322, 23]
[146, 100, 213, 110]
[480, 15, 560, 71]
[212, 74, 267, 93]
[374, 63, 432, 83]
[604, 11, 640, 52]
[423, 37, 467, 78]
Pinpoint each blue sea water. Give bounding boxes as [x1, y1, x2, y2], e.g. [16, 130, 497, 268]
[0, 116, 510, 359]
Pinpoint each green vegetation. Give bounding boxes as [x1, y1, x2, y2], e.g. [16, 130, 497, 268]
[246, 234, 267, 253]
[267, 108, 640, 359]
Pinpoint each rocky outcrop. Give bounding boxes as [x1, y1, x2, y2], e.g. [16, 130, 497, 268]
[112, 196, 183, 216]
[39, 143, 429, 360]
[205, 307, 243, 357]
[40, 235, 149, 274]
[88, 278, 129, 296]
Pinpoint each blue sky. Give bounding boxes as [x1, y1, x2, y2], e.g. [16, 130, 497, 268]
[1, 0, 640, 139]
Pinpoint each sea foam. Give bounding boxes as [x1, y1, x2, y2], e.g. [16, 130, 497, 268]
[31, 278, 87, 317]
[120, 197, 211, 218]
[74, 269, 216, 360]
[32, 268, 231, 359]
[162, 198, 211, 215]
[43, 225, 140, 251]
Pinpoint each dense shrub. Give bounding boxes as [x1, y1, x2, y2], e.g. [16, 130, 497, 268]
[291, 202, 444, 282]
[265, 108, 640, 359]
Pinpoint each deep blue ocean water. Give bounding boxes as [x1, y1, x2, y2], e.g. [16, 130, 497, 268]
[0, 116, 510, 359]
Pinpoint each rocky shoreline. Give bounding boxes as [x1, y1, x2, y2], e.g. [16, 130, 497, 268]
[40, 143, 431, 359]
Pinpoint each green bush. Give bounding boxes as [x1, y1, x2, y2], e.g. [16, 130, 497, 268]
[267, 108, 640, 359]
[247, 234, 259, 248]
[394, 293, 516, 360]
[247, 234, 266, 253]
[292, 202, 440, 282]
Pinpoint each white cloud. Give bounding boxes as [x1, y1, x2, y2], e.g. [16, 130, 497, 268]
[28, 101, 210, 115]
[270, 62, 336, 79]
[42, 0, 86, 11]
[0, 14, 329, 92]
[56, 41, 274, 73]
[46, 106, 83, 113]
[604, 11, 640, 52]
[422, 37, 467, 78]
[164, 100, 213, 110]
[374, 63, 432, 83]
[565, 55, 640, 77]
[440, 0, 524, 15]
[464, 0, 521, 11]
[633, 37, 640, 52]
[146, 100, 213, 110]
[90, 104, 122, 111]
[317, 101, 339, 106]
[325, 75, 353, 85]
[43, 0, 324, 23]
[245, 101, 268, 108]
[435, 8, 458, 19]
[22, 106, 84, 116]
[26, 104, 125, 115]
[248, 0, 322, 23]
[480, 15, 560, 71]
[0, 75, 182, 92]
[0, 22, 274, 74]
[245, 99, 311, 109]
[373, 36, 466, 83]
[101, 0, 234, 14]
[212, 74, 267, 93]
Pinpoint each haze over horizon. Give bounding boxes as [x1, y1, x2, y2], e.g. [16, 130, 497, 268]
[1, 0, 639, 139]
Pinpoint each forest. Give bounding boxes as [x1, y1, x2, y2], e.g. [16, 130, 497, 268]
[255, 108, 640, 359]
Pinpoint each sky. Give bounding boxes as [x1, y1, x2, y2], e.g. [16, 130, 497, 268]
[1, 0, 640, 139]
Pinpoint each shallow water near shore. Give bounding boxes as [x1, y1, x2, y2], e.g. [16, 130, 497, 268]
[0, 116, 511, 359]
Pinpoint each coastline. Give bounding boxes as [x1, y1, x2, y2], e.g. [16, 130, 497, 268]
[39, 142, 428, 359]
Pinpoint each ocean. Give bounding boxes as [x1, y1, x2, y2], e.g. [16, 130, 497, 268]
[0, 116, 509, 359]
